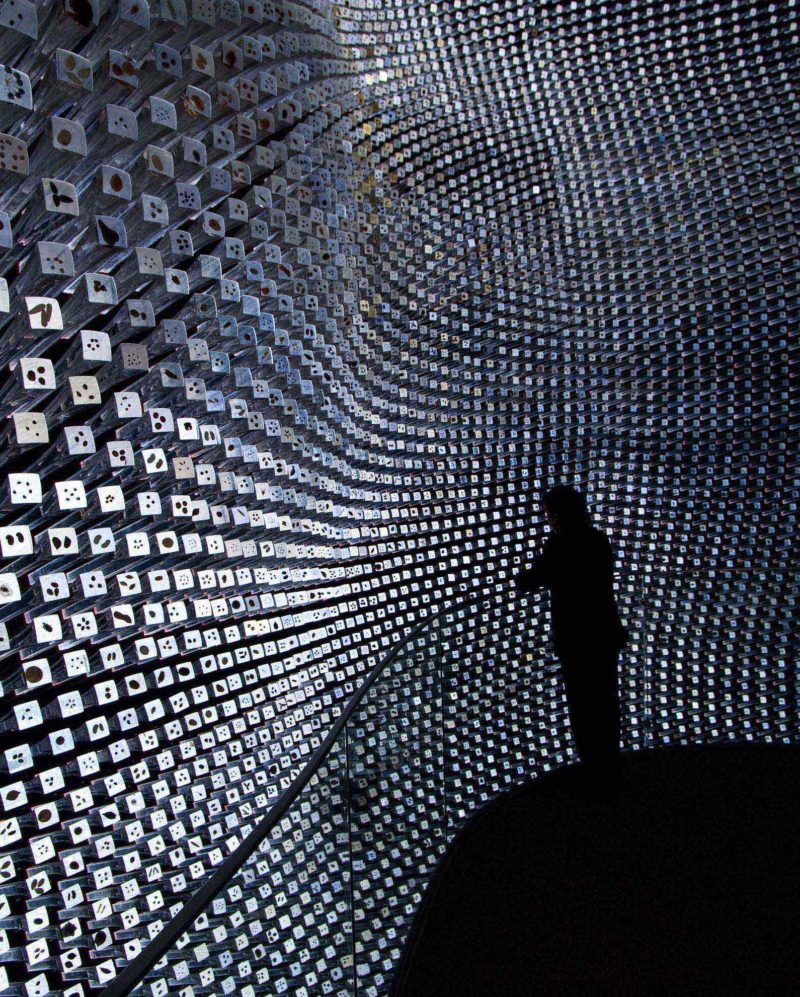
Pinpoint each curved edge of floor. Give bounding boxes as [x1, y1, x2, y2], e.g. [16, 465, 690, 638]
[390, 741, 800, 997]
[390, 751, 605, 996]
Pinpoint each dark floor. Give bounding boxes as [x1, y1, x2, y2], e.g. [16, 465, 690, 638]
[395, 745, 799, 996]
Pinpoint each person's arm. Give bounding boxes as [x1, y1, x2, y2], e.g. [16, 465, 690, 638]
[514, 541, 552, 592]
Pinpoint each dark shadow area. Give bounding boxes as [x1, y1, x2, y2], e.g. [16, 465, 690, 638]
[395, 746, 799, 996]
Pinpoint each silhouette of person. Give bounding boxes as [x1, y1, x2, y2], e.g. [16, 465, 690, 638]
[515, 485, 626, 786]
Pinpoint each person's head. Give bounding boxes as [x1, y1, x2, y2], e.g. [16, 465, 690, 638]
[543, 484, 590, 533]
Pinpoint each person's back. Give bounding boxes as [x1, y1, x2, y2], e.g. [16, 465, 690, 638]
[527, 524, 625, 659]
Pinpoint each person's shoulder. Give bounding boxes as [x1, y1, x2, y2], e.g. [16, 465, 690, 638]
[588, 527, 614, 556]
[542, 531, 559, 551]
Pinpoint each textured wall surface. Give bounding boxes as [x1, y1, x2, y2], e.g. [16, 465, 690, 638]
[0, 0, 797, 993]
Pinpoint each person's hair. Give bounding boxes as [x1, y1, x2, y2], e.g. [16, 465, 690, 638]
[543, 484, 590, 529]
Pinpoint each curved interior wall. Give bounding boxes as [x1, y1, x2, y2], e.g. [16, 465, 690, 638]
[0, 0, 796, 992]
